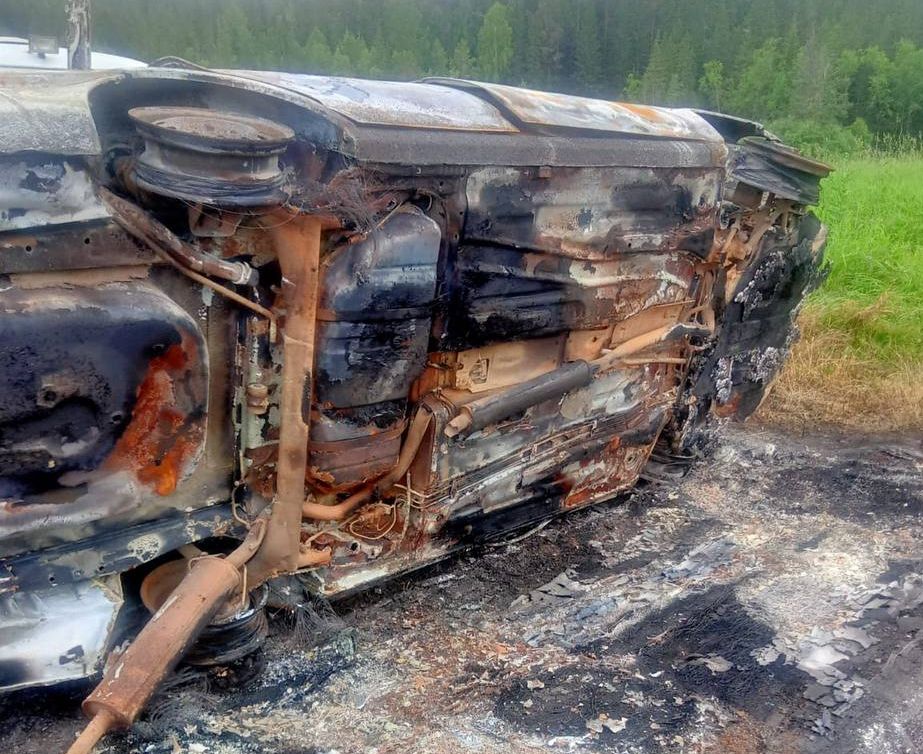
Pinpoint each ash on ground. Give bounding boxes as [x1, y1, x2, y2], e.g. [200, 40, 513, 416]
[3, 423, 923, 754]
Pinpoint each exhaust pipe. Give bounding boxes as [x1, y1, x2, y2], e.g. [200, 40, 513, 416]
[66, 520, 266, 754]
[68, 110, 329, 753]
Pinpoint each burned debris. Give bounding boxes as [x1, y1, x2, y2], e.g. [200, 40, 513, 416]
[0, 66, 829, 752]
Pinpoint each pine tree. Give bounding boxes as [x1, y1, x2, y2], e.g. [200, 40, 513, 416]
[477, 2, 515, 82]
[428, 39, 449, 76]
[450, 37, 475, 78]
[638, 34, 674, 103]
[303, 28, 333, 74]
[573, 2, 602, 91]
[390, 49, 421, 79]
[523, 0, 566, 90]
[209, 3, 251, 67]
[332, 31, 372, 77]
[727, 37, 795, 120]
[637, 32, 696, 106]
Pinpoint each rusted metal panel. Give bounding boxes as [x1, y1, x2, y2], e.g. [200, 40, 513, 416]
[453, 335, 566, 393]
[424, 78, 724, 142]
[222, 71, 520, 133]
[0, 221, 154, 274]
[0, 503, 239, 595]
[0, 282, 210, 553]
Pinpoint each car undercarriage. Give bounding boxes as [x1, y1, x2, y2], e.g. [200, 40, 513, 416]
[0, 65, 829, 751]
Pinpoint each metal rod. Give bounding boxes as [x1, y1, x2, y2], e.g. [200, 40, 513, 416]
[66, 0, 91, 70]
[100, 189, 259, 287]
[245, 212, 323, 582]
[65, 710, 113, 754]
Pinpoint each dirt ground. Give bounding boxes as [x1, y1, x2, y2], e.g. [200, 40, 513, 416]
[3, 421, 923, 754]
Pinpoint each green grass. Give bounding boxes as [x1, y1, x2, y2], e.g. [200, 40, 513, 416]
[811, 156, 923, 363]
[762, 154, 923, 431]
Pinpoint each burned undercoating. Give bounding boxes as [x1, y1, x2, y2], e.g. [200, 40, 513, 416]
[2, 423, 922, 753]
[0, 66, 838, 751]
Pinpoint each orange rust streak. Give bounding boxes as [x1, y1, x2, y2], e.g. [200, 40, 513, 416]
[618, 102, 667, 123]
[105, 343, 197, 496]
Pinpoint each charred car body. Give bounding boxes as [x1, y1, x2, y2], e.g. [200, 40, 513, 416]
[0, 65, 829, 750]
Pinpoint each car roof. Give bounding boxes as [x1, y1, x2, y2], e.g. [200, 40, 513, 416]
[0, 37, 144, 70]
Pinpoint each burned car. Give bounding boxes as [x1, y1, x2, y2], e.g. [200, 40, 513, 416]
[0, 64, 829, 751]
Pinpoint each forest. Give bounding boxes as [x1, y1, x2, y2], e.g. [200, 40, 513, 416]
[2, 0, 922, 426]
[3, 0, 923, 150]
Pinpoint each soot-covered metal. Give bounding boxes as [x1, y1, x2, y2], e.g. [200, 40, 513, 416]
[0, 66, 829, 751]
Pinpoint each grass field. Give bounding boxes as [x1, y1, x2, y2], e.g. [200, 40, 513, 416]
[761, 157, 923, 432]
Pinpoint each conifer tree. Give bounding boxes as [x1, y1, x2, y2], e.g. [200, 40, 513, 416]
[303, 28, 333, 73]
[574, 2, 602, 90]
[477, 2, 515, 82]
[450, 37, 475, 78]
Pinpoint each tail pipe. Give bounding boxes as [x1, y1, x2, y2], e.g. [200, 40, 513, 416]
[66, 520, 266, 754]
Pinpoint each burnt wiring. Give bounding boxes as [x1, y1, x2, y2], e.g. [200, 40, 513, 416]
[486, 518, 552, 548]
[346, 502, 400, 542]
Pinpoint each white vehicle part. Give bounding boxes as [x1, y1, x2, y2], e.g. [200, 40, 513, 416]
[0, 576, 123, 692]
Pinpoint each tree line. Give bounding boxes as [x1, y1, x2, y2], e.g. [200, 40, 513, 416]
[4, 0, 923, 148]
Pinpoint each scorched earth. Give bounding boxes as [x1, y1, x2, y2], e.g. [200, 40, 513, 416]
[4, 421, 923, 754]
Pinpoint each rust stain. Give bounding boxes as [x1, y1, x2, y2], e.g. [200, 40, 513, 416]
[105, 339, 201, 496]
[618, 102, 667, 123]
[714, 391, 744, 418]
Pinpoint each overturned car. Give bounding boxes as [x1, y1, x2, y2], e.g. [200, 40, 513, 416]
[0, 64, 829, 750]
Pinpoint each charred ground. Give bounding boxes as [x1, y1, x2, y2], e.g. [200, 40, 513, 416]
[3, 421, 923, 754]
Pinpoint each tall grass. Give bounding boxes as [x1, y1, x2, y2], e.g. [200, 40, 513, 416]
[868, 132, 923, 158]
[761, 156, 923, 432]
[813, 158, 923, 362]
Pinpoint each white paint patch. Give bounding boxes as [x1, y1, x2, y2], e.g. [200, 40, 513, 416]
[0, 575, 123, 692]
[126, 533, 163, 562]
[0, 160, 108, 231]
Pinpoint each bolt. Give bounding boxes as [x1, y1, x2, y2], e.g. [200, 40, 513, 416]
[246, 383, 269, 415]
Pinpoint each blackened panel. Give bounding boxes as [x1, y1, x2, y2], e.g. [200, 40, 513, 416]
[692, 213, 828, 420]
[0, 285, 203, 494]
[463, 165, 721, 259]
[310, 208, 441, 485]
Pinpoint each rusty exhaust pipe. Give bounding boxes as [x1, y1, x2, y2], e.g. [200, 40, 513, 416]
[68, 211, 326, 752]
[444, 323, 712, 438]
[66, 520, 266, 754]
